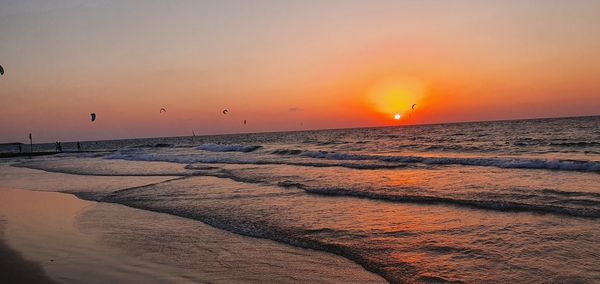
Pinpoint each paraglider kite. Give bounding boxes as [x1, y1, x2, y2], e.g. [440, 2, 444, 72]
[0, 65, 4, 75]
[90, 113, 96, 122]
[222, 109, 229, 114]
[160, 108, 166, 113]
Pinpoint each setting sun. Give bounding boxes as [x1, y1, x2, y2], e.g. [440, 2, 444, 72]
[366, 76, 427, 121]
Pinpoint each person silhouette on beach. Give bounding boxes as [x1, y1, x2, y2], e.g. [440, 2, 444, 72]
[77, 142, 82, 151]
[55, 142, 63, 152]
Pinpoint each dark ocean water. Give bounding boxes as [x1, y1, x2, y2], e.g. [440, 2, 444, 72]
[4, 116, 600, 283]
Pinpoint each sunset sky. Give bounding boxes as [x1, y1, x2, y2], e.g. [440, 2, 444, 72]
[1, 0, 599, 143]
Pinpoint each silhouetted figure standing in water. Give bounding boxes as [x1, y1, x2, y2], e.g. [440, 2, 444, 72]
[18, 143, 22, 153]
[55, 142, 63, 152]
[76, 142, 82, 152]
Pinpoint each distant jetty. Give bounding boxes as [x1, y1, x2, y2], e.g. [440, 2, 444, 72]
[0, 142, 105, 158]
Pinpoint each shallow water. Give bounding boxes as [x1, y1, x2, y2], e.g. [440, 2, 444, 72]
[4, 116, 600, 283]
[0, 170, 384, 283]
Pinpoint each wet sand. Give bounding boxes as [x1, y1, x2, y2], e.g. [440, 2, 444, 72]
[0, 232, 58, 284]
[0, 183, 385, 283]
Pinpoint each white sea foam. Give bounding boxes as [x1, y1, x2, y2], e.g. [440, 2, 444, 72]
[195, 143, 262, 152]
[287, 150, 600, 172]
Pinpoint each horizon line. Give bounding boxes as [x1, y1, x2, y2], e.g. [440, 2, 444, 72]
[15, 113, 600, 145]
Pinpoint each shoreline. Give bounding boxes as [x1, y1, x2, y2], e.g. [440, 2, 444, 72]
[0, 184, 386, 283]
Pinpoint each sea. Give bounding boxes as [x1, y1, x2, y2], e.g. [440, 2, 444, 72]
[2, 115, 600, 283]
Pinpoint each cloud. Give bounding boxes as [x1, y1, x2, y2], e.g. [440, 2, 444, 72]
[288, 107, 303, 112]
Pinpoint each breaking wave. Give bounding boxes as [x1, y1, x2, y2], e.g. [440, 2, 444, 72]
[195, 143, 262, 152]
[276, 182, 600, 218]
[272, 149, 600, 173]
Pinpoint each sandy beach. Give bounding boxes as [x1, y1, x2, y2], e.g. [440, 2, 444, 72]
[0, 228, 58, 284]
[0, 165, 385, 283]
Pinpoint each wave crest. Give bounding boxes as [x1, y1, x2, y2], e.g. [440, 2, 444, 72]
[195, 144, 262, 152]
[271, 149, 600, 173]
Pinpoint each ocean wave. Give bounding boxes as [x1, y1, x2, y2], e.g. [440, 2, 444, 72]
[299, 151, 371, 160]
[549, 141, 600, 147]
[195, 143, 262, 152]
[316, 141, 350, 146]
[14, 160, 190, 177]
[131, 143, 175, 148]
[277, 183, 600, 218]
[271, 149, 600, 173]
[271, 149, 303, 155]
[424, 145, 491, 152]
[540, 188, 600, 198]
[510, 141, 600, 148]
[108, 146, 600, 172]
[106, 148, 405, 170]
[176, 167, 600, 219]
[101, 187, 417, 283]
[97, 168, 600, 283]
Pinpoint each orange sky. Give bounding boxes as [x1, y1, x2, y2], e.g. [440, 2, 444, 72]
[1, 0, 599, 142]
